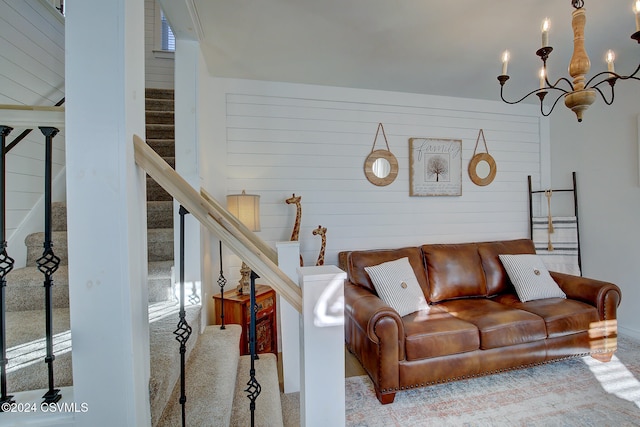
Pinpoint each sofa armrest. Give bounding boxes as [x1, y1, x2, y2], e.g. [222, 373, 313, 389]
[344, 281, 403, 401]
[550, 271, 621, 321]
[344, 282, 405, 358]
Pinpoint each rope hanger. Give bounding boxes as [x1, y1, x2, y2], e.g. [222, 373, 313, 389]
[473, 128, 491, 157]
[370, 123, 390, 153]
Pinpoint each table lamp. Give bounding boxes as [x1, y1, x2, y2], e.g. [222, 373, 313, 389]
[226, 190, 260, 294]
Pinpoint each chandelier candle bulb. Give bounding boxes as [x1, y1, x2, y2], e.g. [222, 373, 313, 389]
[501, 51, 510, 75]
[635, 0, 640, 31]
[539, 68, 546, 88]
[606, 50, 616, 73]
[542, 18, 550, 47]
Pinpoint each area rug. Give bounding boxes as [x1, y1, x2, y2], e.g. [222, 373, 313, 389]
[345, 335, 640, 426]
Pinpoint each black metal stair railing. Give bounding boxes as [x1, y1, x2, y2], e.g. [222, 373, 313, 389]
[0, 123, 63, 408]
[175, 206, 193, 427]
[37, 126, 62, 404]
[0, 126, 16, 408]
[3, 98, 65, 156]
[246, 270, 262, 427]
[217, 241, 226, 329]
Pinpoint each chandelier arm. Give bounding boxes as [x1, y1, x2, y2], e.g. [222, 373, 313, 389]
[540, 92, 566, 117]
[592, 85, 615, 106]
[500, 85, 568, 105]
[546, 76, 573, 93]
[585, 63, 640, 88]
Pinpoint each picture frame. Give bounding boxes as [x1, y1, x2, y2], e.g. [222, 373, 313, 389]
[409, 138, 462, 196]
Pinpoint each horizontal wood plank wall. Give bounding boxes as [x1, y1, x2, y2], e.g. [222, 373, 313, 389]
[0, 0, 65, 241]
[220, 81, 544, 268]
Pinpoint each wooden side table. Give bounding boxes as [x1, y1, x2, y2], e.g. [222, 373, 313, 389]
[212, 284, 277, 356]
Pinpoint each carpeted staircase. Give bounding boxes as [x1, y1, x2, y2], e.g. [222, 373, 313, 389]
[3, 88, 292, 426]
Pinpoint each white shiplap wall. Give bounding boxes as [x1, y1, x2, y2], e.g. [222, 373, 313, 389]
[144, 0, 174, 89]
[215, 80, 547, 268]
[0, 0, 65, 259]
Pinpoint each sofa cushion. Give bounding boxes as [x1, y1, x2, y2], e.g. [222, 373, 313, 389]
[402, 307, 479, 360]
[499, 254, 566, 302]
[347, 247, 429, 296]
[493, 293, 599, 338]
[478, 239, 536, 296]
[364, 257, 430, 317]
[437, 299, 547, 349]
[421, 243, 487, 302]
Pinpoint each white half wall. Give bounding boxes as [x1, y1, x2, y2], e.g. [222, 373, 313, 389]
[550, 83, 640, 339]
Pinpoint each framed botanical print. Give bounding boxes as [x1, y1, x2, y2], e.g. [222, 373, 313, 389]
[409, 138, 462, 196]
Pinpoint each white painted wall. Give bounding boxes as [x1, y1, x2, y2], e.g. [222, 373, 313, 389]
[550, 84, 640, 339]
[200, 78, 547, 285]
[144, 0, 174, 89]
[0, 0, 65, 265]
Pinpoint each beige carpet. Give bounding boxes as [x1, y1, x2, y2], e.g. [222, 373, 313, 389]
[345, 335, 640, 426]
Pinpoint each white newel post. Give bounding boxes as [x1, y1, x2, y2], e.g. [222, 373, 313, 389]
[66, 0, 150, 425]
[276, 242, 301, 393]
[298, 265, 346, 427]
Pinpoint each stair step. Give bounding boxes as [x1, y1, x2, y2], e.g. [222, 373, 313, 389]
[145, 139, 175, 158]
[146, 88, 174, 100]
[25, 231, 68, 267]
[26, 228, 174, 266]
[5, 265, 69, 311]
[147, 177, 172, 201]
[5, 302, 201, 397]
[145, 98, 174, 112]
[146, 110, 174, 125]
[156, 325, 242, 427]
[52, 201, 66, 231]
[146, 124, 175, 140]
[49, 201, 173, 231]
[147, 228, 174, 262]
[5, 308, 72, 392]
[148, 260, 174, 303]
[150, 303, 202, 426]
[147, 200, 174, 229]
[230, 353, 284, 427]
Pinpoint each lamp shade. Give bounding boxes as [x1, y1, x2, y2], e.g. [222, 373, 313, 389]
[227, 190, 261, 232]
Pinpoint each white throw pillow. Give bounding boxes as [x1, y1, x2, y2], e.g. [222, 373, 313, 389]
[499, 254, 566, 302]
[364, 257, 429, 317]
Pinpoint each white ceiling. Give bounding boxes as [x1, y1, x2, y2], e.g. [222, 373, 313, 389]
[163, 0, 639, 103]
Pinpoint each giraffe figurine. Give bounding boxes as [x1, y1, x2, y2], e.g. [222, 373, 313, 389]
[312, 225, 327, 266]
[285, 193, 304, 266]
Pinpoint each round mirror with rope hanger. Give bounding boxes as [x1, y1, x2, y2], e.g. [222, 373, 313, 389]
[364, 123, 399, 186]
[468, 129, 497, 186]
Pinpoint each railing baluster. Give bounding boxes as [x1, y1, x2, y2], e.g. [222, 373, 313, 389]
[0, 126, 15, 409]
[174, 206, 192, 427]
[245, 270, 261, 427]
[36, 127, 61, 404]
[217, 241, 226, 329]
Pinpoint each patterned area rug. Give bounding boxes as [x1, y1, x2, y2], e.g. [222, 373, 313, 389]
[346, 336, 640, 426]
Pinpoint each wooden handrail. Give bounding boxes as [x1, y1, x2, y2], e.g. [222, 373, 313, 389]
[0, 104, 64, 112]
[133, 134, 302, 313]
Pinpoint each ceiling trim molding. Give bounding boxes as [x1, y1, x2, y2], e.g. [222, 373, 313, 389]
[185, 0, 205, 42]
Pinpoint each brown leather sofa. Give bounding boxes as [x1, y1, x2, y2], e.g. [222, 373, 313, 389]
[341, 238, 621, 404]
